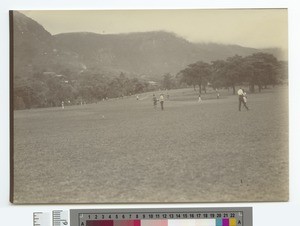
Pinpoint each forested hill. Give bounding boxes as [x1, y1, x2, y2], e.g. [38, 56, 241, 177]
[13, 11, 286, 79]
[53, 31, 198, 77]
[13, 11, 52, 77]
[12, 11, 288, 109]
[53, 31, 286, 77]
[13, 11, 84, 79]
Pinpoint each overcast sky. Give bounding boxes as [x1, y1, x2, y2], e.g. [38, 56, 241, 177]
[21, 9, 288, 50]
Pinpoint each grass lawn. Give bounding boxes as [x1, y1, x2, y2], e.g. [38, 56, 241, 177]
[13, 86, 288, 203]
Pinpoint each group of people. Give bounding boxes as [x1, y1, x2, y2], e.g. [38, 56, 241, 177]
[153, 94, 165, 110]
[152, 88, 249, 112]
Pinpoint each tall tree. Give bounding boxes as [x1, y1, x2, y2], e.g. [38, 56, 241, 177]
[178, 67, 197, 91]
[210, 60, 227, 89]
[223, 55, 244, 94]
[243, 52, 279, 92]
[162, 73, 174, 90]
[178, 61, 211, 94]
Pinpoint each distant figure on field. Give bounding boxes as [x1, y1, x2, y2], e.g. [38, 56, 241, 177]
[136, 95, 139, 100]
[159, 94, 164, 110]
[198, 94, 202, 103]
[216, 89, 220, 99]
[153, 94, 158, 109]
[243, 90, 248, 103]
[61, 101, 64, 109]
[237, 88, 249, 111]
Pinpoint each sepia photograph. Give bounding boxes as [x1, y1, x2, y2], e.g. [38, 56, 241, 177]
[10, 9, 288, 204]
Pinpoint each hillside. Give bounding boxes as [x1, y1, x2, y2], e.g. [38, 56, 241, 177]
[53, 31, 199, 77]
[13, 11, 52, 77]
[12, 11, 84, 79]
[13, 11, 286, 80]
[54, 32, 286, 78]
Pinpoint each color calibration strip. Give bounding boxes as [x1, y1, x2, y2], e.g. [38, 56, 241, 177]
[84, 219, 238, 226]
[70, 208, 252, 226]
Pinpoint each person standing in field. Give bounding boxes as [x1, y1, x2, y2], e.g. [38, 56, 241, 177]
[243, 90, 248, 103]
[159, 94, 164, 110]
[216, 88, 220, 99]
[198, 94, 202, 103]
[153, 94, 158, 109]
[237, 87, 249, 111]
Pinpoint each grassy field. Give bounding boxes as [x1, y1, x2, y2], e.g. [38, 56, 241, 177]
[13, 86, 288, 203]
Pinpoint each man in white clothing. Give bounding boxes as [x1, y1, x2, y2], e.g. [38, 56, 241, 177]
[237, 88, 249, 111]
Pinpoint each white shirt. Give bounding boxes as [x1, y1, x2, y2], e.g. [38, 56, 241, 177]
[237, 89, 244, 95]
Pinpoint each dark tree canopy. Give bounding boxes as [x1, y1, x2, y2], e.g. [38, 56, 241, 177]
[14, 71, 153, 110]
[178, 52, 284, 95]
[178, 61, 211, 94]
[14, 51, 286, 110]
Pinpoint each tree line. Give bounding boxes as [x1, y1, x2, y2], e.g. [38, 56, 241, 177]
[14, 71, 153, 110]
[175, 52, 287, 94]
[14, 52, 287, 110]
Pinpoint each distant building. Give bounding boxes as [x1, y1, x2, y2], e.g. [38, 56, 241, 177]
[149, 81, 158, 86]
[42, 72, 56, 76]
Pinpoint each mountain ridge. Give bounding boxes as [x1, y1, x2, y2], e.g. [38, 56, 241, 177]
[13, 11, 287, 80]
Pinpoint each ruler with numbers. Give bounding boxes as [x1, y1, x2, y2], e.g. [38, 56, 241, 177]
[34, 208, 252, 226]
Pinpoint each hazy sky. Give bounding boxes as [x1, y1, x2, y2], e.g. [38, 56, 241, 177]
[21, 9, 288, 50]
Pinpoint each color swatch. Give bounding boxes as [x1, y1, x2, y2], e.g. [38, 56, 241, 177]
[86, 219, 238, 226]
[72, 208, 251, 226]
